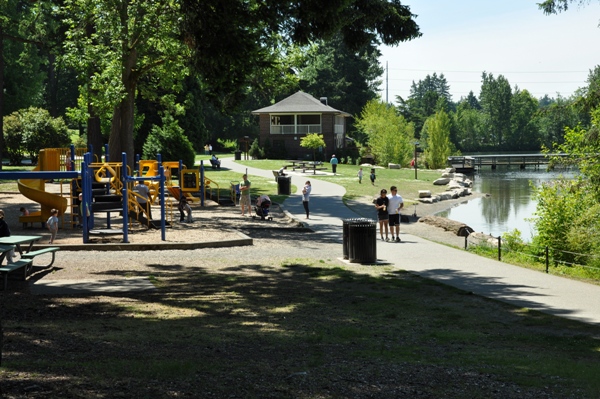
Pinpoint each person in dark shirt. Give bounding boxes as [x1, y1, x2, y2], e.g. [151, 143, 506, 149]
[375, 189, 390, 241]
[0, 209, 15, 263]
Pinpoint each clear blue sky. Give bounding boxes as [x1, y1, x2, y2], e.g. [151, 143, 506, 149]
[378, 0, 600, 103]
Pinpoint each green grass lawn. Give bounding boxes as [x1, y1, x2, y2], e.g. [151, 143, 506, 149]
[235, 159, 449, 205]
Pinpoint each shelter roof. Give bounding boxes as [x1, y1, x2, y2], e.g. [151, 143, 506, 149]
[252, 91, 351, 117]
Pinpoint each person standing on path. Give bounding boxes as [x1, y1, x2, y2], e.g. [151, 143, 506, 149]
[375, 189, 390, 241]
[302, 180, 312, 219]
[387, 186, 404, 242]
[357, 167, 363, 184]
[330, 154, 338, 175]
[47, 208, 59, 244]
[240, 174, 252, 217]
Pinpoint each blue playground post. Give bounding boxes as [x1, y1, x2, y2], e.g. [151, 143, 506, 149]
[200, 160, 205, 207]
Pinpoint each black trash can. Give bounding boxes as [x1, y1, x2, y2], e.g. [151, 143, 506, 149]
[277, 176, 291, 195]
[343, 218, 370, 259]
[234, 150, 242, 160]
[348, 219, 377, 263]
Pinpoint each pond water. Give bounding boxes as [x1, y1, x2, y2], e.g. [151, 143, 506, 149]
[436, 167, 576, 241]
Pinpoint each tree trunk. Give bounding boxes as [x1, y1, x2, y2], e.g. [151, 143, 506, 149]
[108, 46, 137, 168]
[87, 113, 102, 160]
[47, 52, 58, 117]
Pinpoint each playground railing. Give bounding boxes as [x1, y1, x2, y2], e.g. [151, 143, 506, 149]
[205, 177, 219, 203]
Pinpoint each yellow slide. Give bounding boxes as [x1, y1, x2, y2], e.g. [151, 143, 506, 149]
[18, 149, 68, 225]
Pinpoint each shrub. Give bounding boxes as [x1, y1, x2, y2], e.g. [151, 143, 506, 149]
[217, 138, 238, 152]
[3, 107, 71, 164]
[3, 114, 25, 165]
[142, 114, 196, 168]
[248, 138, 265, 159]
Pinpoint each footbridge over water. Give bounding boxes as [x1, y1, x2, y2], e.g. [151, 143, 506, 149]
[448, 153, 569, 173]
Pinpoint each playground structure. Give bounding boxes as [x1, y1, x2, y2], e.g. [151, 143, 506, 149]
[5, 146, 218, 244]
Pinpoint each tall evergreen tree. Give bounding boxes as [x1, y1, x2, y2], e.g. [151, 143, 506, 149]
[298, 34, 383, 119]
[479, 72, 512, 149]
[396, 72, 452, 138]
[510, 88, 540, 151]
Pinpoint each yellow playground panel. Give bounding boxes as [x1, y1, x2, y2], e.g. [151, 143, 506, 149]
[139, 160, 201, 203]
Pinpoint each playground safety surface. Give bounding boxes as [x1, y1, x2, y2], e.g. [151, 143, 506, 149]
[0, 190, 300, 249]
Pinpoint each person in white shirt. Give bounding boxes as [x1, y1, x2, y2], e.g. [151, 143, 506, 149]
[302, 181, 312, 219]
[387, 186, 404, 242]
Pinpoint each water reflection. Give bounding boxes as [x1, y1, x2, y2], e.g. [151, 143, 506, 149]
[437, 167, 575, 240]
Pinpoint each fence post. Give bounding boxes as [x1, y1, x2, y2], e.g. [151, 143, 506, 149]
[545, 246, 549, 273]
[464, 234, 468, 250]
[498, 236, 501, 261]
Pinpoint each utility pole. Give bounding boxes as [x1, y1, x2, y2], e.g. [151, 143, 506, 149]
[385, 61, 388, 104]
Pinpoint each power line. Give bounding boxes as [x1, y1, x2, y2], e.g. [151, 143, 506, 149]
[385, 67, 589, 74]
[386, 78, 585, 84]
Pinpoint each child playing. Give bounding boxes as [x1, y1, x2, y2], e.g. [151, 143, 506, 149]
[370, 169, 376, 185]
[19, 207, 30, 229]
[357, 167, 363, 184]
[178, 197, 193, 223]
[47, 208, 59, 244]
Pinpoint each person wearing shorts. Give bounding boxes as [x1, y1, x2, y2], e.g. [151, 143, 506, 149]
[240, 174, 252, 217]
[387, 186, 404, 242]
[375, 189, 390, 241]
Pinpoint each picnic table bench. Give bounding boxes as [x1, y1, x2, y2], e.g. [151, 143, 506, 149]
[21, 247, 60, 268]
[0, 236, 60, 289]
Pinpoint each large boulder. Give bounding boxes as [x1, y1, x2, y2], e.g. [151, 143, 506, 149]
[388, 163, 401, 169]
[418, 190, 432, 198]
[433, 177, 451, 185]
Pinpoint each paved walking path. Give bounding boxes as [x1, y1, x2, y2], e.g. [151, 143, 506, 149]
[223, 158, 600, 326]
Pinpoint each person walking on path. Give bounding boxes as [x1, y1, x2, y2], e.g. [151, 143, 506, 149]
[357, 167, 363, 184]
[330, 154, 338, 175]
[240, 174, 252, 217]
[302, 180, 312, 219]
[387, 186, 404, 242]
[47, 208, 59, 244]
[375, 189, 390, 241]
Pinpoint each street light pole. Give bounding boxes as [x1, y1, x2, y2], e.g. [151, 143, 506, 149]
[414, 141, 419, 180]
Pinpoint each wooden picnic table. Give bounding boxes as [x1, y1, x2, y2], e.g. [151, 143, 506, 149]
[289, 161, 327, 175]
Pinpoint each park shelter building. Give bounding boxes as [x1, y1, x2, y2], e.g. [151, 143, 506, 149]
[252, 91, 351, 159]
